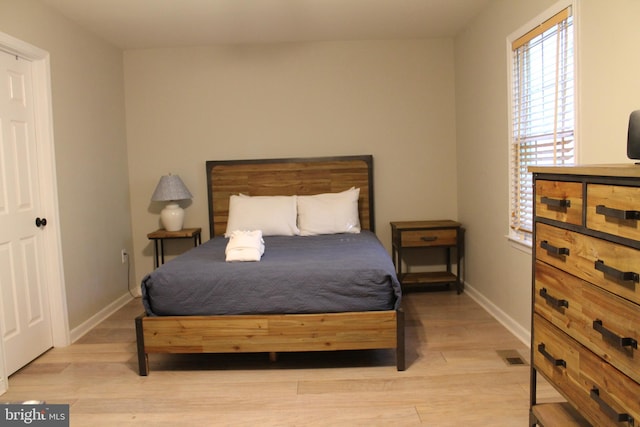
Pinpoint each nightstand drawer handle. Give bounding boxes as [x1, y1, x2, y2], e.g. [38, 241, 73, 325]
[539, 288, 569, 310]
[593, 319, 638, 350]
[594, 260, 639, 283]
[541, 196, 570, 208]
[596, 204, 640, 220]
[420, 236, 438, 242]
[590, 387, 634, 424]
[540, 240, 570, 256]
[537, 343, 566, 367]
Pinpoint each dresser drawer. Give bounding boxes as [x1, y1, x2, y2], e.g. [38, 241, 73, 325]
[399, 228, 457, 247]
[536, 222, 640, 305]
[587, 183, 640, 241]
[534, 261, 640, 384]
[536, 180, 583, 226]
[533, 314, 640, 427]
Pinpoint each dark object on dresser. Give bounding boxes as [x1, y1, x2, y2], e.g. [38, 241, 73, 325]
[627, 110, 640, 161]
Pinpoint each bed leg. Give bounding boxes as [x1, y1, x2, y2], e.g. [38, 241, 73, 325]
[396, 308, 406, 371]
[135, 314, 149, 376]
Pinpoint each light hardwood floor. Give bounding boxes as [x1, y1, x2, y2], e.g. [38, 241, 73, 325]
[2, 289, 562, 426]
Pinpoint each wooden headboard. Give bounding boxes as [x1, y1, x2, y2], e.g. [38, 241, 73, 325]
[205, 155, 374, 237]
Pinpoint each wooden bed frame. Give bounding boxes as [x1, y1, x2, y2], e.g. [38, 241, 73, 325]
[135, 155, 405, 375]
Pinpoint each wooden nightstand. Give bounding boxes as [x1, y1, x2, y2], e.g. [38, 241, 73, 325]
[147, 227, 202, 268]
[390, 220, 464, 293]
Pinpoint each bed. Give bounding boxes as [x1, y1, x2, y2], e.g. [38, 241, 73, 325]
[135, 155, 405, 375]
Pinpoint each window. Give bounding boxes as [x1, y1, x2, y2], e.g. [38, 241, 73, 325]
[509, 6, 575, 244]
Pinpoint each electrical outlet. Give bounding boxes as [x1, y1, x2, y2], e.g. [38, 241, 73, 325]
[121, 249, 128, 264]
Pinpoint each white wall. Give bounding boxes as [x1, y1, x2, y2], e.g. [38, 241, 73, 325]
[0, 0, 133, 330]
[455, 0, 640, 340]
[124, 40, 460, 285]
[578, 0, 640, 163]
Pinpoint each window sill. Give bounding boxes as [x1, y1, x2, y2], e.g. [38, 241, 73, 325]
[506, 233, 532, 255]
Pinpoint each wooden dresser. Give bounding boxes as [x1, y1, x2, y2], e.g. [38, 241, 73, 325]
[529, 164, 640, 426]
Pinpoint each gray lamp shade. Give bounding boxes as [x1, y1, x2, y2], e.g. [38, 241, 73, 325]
[151, 174, 193, 202]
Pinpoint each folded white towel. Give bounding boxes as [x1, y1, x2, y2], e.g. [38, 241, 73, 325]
[225, 230, 265, 262]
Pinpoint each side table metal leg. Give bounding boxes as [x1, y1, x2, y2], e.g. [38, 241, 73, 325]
[457, 249, 462, 294]
[153, 240, 159, 269]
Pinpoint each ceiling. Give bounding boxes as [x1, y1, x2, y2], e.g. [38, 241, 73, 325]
[39, 0, 492, 49]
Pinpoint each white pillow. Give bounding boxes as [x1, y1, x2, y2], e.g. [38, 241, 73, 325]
[225, 194, 300, 237]
[297, 188, 361, 236]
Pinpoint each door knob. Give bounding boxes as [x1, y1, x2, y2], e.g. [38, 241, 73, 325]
[35, 217, 47, 227]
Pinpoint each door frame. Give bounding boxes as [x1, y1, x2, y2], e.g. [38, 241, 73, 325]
[0, 32, 70, 391]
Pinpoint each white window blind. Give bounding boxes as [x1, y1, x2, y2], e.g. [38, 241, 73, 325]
[510, 7, 575, 242]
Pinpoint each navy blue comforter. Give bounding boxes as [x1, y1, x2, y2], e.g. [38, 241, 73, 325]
[141, 231, 401, 316]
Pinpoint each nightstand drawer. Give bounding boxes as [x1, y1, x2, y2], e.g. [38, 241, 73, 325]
[536, 180, 583, 226]
[533, 314, 640, 427]
[587, 183, 640, 241]
[535, 222, 640, 305]
[400, 229, 457, 247]
[534, 261, 640, 384]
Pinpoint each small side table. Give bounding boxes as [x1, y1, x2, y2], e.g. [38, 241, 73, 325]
[390, 220, 464, 293]
[147, 227, 202, 268]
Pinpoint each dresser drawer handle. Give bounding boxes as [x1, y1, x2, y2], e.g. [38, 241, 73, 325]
[593, 319, 638, 350]
[596, 204, 640, 220]
[537, 343, 566, 367]
[539, 288, 569, 310]
[594, 260, 640, 283]
[590, 387, 635, 425]
[540, 240, 570, 256]
[420, 236, 438, 242]
[541, 196, 571, 208]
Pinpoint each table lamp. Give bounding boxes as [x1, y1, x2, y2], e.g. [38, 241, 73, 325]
[151, 174, 193, 231]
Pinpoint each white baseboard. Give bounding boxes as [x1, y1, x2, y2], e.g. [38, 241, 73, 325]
[69, 293, 134, 344]
[464, 282, 531, 348]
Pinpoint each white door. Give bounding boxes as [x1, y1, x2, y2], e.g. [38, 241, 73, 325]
[0, 50, 53, 375]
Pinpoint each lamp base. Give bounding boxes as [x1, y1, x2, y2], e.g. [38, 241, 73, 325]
[160, 203, 184, 231]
